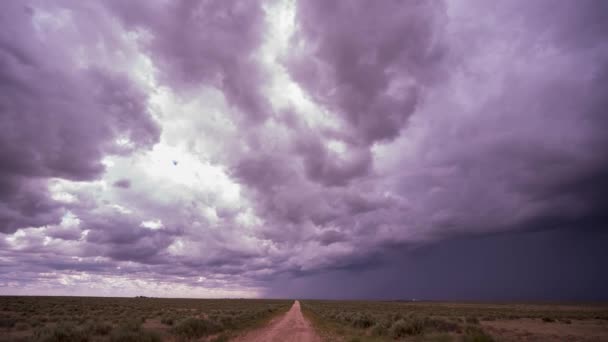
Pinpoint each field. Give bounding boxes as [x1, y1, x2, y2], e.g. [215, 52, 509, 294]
[2, 297, 608, 341]
[0, 296, 291, 341]
[301, 300, 608, 341]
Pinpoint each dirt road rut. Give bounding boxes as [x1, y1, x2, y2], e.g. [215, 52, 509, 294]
[234, 300, 320, 342]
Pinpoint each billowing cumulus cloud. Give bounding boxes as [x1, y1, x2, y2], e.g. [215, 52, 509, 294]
[107, 0, 271, 123]
[1, 0, 607, 299]
[287, 0, 446, 143]
[0, 1, 160, 234]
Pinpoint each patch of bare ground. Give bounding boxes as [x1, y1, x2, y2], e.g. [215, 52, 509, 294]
[143, 317, 172, 340]
[234, 301, 320, 342]
[483, 318, 608, 341]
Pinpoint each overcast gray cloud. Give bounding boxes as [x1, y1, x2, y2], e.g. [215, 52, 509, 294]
[1, 0, 607, 299]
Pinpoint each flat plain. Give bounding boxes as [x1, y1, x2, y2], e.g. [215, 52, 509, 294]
[301, 300, 608, 341]
[0, 296, 291, 341]
[1, 296, 608, 341]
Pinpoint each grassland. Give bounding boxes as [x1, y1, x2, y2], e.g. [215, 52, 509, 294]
[301, 300, 608, 341]
[0, 296, 291, 341]
[2, 297, 608, 341]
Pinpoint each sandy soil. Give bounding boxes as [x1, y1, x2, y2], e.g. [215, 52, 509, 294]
[234, 300, 320, 342]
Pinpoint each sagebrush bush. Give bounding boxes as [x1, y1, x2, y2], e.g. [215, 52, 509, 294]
[109, 328, 160, 342]
[33, 323, 88, 342]
[85, 320, 112, 335]
[171, 317, 223, 339]
[465, 316, 480, 324]
[15, 322, 29, 331]
[211, 334, 230, 342]
[0, 316, 16, 328]
[217, 314, 236, 329]
[389, 318, 424, 338]
[462, 326, 494, 342]
[117, 318, 143, 332]
[160, 316, 175, 326]
[370, 323, 386, 336]
[350, 313, 374, 329]
[30, 318, 43, 327]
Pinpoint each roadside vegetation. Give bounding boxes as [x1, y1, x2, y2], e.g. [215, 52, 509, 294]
[301, 300, 608, 341]
[0, 296, 291, 341]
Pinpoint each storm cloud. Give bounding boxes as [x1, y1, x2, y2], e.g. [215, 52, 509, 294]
[1, 0, 607, 300]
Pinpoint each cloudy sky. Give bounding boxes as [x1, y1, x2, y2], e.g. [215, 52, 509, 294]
[1, 0, 607, 300]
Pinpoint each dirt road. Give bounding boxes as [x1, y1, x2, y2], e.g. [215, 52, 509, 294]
[234, 300, 320, 342]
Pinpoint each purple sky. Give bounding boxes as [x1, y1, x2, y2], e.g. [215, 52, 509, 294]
[1, 0, 607, 300]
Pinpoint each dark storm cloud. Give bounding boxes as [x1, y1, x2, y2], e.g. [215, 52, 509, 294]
[295, 135, 372, 187]
[287, 0, 446, 144]
[84, 213, 151, 245]
[237, 0, 608, 288]
[396, 0, 608, 238]
[106, 0, 271, 123]
[266, 228, 608, 301]
[234, 154, 295, 191]
[0, 178, 64, 234]
[266, 0, 449, 189]
[46, 223, 82, 241]
[0, 1, 160, 233]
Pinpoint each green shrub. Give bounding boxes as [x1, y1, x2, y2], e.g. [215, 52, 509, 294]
[391, 313, 404, 322]
[109, 329, 161, 342]
[211, 334, 230, 342]
[30, 318, 43, 327]
[409, 318, 425, 335]
[33, 323, 88, 342]
[15, 322, 29, 331]
[462, 326, 494, 342]
[85, 320, 112, 335]
[170, 317, 222, 339]
[428, 334, 454, 342]
[465, 316, 479, 324]
[351, 313, 374, 329]
[389, 319, 407, 338]
[160, 316, 175, 326]
[389, 318, 424, 338]
[370, 323, 386, 336]
[118, 318, 142, 332]
[217, 314, 236, 329]
[0, 316, 16, 328]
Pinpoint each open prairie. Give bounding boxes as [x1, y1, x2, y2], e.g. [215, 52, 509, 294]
[0, 296, 291, 341]
[301, 300, 608, 342]
[2, 297, 608, 341]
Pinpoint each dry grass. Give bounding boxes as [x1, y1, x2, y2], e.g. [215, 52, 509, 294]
[301, 300, 608, 341]
[0, 296, 291, 341]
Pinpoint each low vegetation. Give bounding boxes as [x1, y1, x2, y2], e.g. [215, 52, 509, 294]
[2, 296, 607, 341]
[0, 296, 291, 341]
[301, 300, 608, 341]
